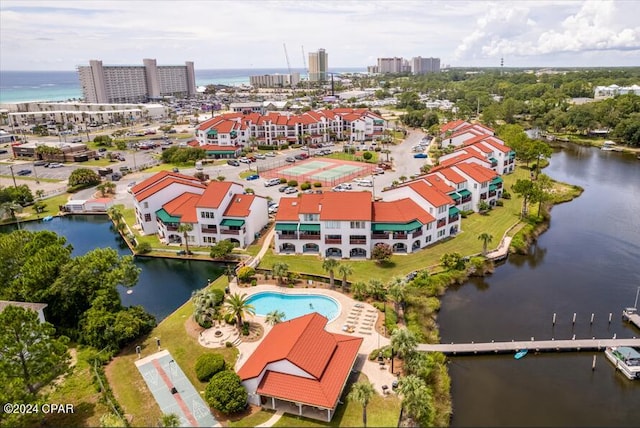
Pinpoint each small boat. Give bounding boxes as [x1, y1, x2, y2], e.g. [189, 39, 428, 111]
[514, 349, 528, 360]
[42, 216, 54, 222]
[601, 141, 616, 151]
[605, 346, 640, 380]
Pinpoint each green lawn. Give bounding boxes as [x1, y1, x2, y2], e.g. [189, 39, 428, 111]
[0, 174, 61, 183]
[106, 276, 238, 427]
[273, 376, 401, 427]
[259, 166, 535, 282]
[228, 409, 275, 427]
[327, 152, 379, 164]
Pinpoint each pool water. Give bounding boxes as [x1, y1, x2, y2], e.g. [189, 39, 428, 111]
[246, 291, 340, 322]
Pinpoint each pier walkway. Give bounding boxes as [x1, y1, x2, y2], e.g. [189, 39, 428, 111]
[417, 338, 640, 355]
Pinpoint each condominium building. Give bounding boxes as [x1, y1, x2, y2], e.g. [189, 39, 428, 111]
[377, 57, 406, 74]
[410, 56, 441, 74]
[309, 49, 328, 82]
[78, 59, 196, 103]
[249, 73, 300, 88]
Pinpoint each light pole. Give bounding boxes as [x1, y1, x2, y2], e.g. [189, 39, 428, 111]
[8, 164, 17, 189]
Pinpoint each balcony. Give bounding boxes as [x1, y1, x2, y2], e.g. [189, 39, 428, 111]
[489, 190, 497, 197]
[392, 233, 407, 240]
[278, 233, 298, 240]
[221, 228, 245, 236]
[166, 225, 178, 231]
[299, 234, 321, 240]
[437, 219, 447, 228]
[480, 193, 487, 200]
[371, 233, 389, 240]
[325, 238, 342, 244]
[461, 196, 472, 203]
[349, 238, 367, 245]
[201, 226, 217, 234]
[448, 215, 459, 223]
[412, 229, 423, 238]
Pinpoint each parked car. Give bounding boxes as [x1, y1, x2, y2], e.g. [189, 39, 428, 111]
[239, 157, 251, 164]
[268, 204, 279, 214]
[285, 157, 296, 163]
[172, 167, 180, 172]
[285, 186, 298, 194]
[405, 271, 418, 282]
[246, 174, 260, 181]
[98, 148, 108, 152]
[357, 180, 373, 187]
[264, 152, 276, 157]
[332, 185, 346, 192]
[16, 169, 32, 176]
[48, 163, 64, 168]
[278, 185, 289, 192]
[227, 160, 240, 166]
[265, 178, 281, 187]
[413, 153, 428, 159]
[373, 167, 385, 175]
[255, 154, 266, 160]
[33, 160, 47, 166]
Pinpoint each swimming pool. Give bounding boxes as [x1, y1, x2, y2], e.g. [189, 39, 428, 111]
[246, 291, 340, 322]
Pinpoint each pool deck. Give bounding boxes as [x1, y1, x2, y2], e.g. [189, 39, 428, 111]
[230, 281, 397, 395]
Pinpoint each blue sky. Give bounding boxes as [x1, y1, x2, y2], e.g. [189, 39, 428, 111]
[1, 0, 639, 71]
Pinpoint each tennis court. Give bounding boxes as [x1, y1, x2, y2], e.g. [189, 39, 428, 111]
[135, 350, 217, 427]
[263, 157, 375, 186]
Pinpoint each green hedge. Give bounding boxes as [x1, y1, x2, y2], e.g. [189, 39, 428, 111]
[195, 353, 226, 382]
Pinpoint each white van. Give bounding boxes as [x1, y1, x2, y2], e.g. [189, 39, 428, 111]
[195, 160, 203, 171]
[357, 179, 373, 187]
[264, 178, 281, 187]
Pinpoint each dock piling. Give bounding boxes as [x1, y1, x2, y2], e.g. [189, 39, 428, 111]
[590, 313, 594, 324]
[553, 313, 556, 325]
[572, 313, 577, 325]
[592, 355, 597, 370]
[608, 313, 612, 323]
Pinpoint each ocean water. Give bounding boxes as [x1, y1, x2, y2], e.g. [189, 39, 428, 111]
[0, 67, 365, 104]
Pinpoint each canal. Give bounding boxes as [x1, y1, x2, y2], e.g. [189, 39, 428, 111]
[439, 145, 640, 426]
[3, 215, 224, 321]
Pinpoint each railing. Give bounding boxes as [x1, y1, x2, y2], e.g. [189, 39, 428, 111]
[201, 227, 217, 234]
[299, 234, 320, 240]
[278, 233, 298, 240]
[325, 238, 342, 244]
[349, 238, 367, 245]
[412, 229, 423, 238]
[166, 225, 178, 231]
[480, 193, 487, 200]
[495, 183, 503, 189]
[455, 199, 462, 206]
[489, 190, 497, 197]
[371, 233, 389, 239]
[437, 219, 447, 228]
[461, 196, 472, 203]
[221, 228, 243, 235]
[448, 215, 459, 223]
[392, 233, 407, 240]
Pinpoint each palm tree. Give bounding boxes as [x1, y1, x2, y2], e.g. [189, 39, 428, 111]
[391, 327, 418, 359]
[387, 283, 406, 316]
[224, 292, 255, 332]
[367, 278, 386, 301]
[107, 206, 124, 226]
[35, 189, 45, 200]
[159, 413, 181, 427]
[265, 309, 285, 325]
[0, 202, 22, 226]
[352, 281, 367, 300]
[338, 263, 353, 289]
[398, 374, 433, 426]
[477, 232, 493, 255]
[177, 223, 193, 254]
[272, 262, 289, 285]
[348, 381, 375, 428]
[322, 258, 339, 288]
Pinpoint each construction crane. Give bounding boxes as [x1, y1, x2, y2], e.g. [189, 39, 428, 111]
[301, 45, 310, 90]
[283, 43, 292, 88]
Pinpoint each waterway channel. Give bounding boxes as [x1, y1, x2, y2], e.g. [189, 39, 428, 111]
[1, 215, 224, 320]
[439, 145, 640, 426]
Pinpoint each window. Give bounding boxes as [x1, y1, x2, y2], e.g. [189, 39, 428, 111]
[201, 211, 215, 219]
[481, 182, 488, 188]
[425, 236, 432, 243]
[437, 205, 447, 214]
[203, 236, 217, 244]
[144, 213, 151, 222]
[425, 223, 432, 230]
[303, 214, 319, 221]
[350, 221, 365, 229]
[325, 221, 340, 229]
[473, 183, 477, 189]
[437, 229, 446, 238]
[143, 201, 149, 209]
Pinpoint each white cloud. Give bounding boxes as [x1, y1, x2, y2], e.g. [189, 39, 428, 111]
[1, 0, 638, 70]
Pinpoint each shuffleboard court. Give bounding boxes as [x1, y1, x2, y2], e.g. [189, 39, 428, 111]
[135, 350, 217, 427]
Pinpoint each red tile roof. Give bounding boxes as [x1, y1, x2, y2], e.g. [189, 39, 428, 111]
[433, 151, 489, 171]
[318, 192, 372, 221]
[453, 162, 497, 183]
[406, 180, 453, 207]
[274, 198, 300, 221]
[196, 181, 234, 209]
[238, 313, 362, 409]
[478, 136, 512, 153]
[372, 198, 435, 224]
[131, 170, 201, 195]
[133, 174, 206, 202]
[298, 194, 324, 214]
[434, 167, 466, 184]
[440, 119, 468, 133]
[450, 128, 484, 140]
[223, 194, 255, 217]
[424, 175, 455, 193]
[162, 193, 201, 223]
[200, 144, 239, 151]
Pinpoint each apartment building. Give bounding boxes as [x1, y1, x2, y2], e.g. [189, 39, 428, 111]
[194, 108, 387, 149]
[410, 57, 441, 74]
[131, 171, 268, 248]
[78, 59, 196, 103]
[249, 73, 301, 88]
[309, 49, 328, 82]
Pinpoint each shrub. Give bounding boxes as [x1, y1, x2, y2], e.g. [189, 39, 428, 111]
[313, 182, 322, 188]
[502, 190, 512, 199]
[362, 151, 373, 161]
[279, 178, 287, 184]
[250, 279, 257, 286]
[135, 242, 152, 254]
[205, 371, 247, 414]
[225, 341, 233, 348]
[287, 180, 298, 187]
[300, 182, 311, 190]
[242, 323, 250, 336]
[496, 200, 504, 207]
[237, 266, 255, 283]
[195, 353, 226, 382]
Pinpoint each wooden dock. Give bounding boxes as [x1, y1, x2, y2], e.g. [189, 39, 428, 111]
[417, 338, 640, 355]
